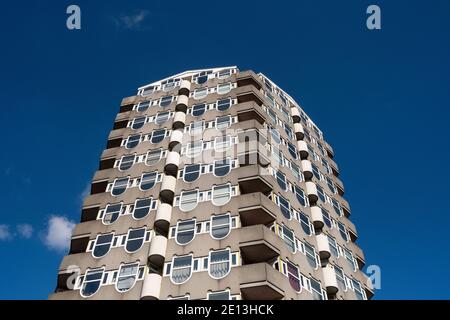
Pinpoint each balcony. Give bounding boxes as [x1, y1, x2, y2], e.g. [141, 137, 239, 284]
[238, 263, 285, 300]
[293, 123, 304, 140]
[160, 175, 176, 204]
[310, 206, 324, 230]
[237, 165, 273, 195]
[333, 176, 345, 196]
[329, 158, 340, 177]
[141, 273, 162, 300]
[236, 102, 266, 125]
[178, 80, 191, 97]
[175, 94, 189, 113]
[290, 106, 301, 123]
[305, 182, 318, 204]
[169, 129, 183, 151]
[322, 266, 338, 295]
[238, 192, 278, 227]
[164, 151, 180, 177]
[347, 241, 366, 269]
[154, 203, 172, 233]
[324, 140, 334, 159]
[148, 235, 167, 268]
[238, 225, 280, 264]
[315, 233, 331, 259]
[297, 140, 309, 159]
[301, 160, 313, 180]
[172, 111, 186, 130]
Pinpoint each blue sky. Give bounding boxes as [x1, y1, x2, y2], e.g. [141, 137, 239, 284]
[0, 0, 449, 299]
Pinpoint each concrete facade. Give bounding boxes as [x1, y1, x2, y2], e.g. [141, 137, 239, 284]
[49, 67, 373, 300]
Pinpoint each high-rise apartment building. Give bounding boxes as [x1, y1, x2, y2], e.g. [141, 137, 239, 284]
[49, 66, 374, 300]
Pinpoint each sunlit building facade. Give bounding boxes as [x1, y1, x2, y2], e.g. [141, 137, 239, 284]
[49, 67, 373, 300]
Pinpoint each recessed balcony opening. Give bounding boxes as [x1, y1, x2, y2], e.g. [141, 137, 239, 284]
[106, 138, 122, 149]
[356, 257, 365, 270]
[90, 180, 108, 195]
[119, 104, 133, 113]
[237, 77, 262, 90]
[80, 206, 99, 222]
[55, 272, 76, 293]
[69, 235, 90, 254]
[113, 120, 128, 130]
[349, 230, 358, 243]
[337, 185, 345, 197]
[99, 157, 116, 170]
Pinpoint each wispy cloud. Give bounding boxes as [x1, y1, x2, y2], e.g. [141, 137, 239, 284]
[0, 225, 12, 240]
[42, 216, 76, 252]
[17, 224, 33, 239]
[79, 183, 91, 204]
[113, 10, 150, 30]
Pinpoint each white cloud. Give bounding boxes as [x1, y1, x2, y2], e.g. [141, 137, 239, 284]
[43, 216, 76, 252]
[79, 183, 91, 204]
[17, 224, 33, 239]
[113, 10, 149, 30]
[0, 225, 12, 240]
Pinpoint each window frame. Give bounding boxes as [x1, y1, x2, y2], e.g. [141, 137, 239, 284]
[92, 233, 114, 258]
[179, 189, 200, 212]
[115, 262, 140, 293]
[170, 254, 194, 285]
[102, 203, 123, 225]
[80, 267, 105, 298]
[125, 228, 146, 253]
[210, 213, 232, 240]
[132, 197, 153, 220]
[111, 177, 129, 196]
[208, 248, 231, 280]
[211, 184, 232, 206]
[175, 219, 197, 245]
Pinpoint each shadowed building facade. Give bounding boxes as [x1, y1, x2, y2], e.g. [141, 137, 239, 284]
[49, 67, 373, 300]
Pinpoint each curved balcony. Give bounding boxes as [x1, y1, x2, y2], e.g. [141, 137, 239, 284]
[293, 122, 304, 140]
[316, 233, 331, 259]
[324, 140, 334, 158]
[322, 266, 339, 295]
[175, 94, 189, 113]
[160, 175, 176, 204]
[178, 80, 191, 97]
[290, 106, 301, 123]
[172, 111, 186, 130]
[140, 273, 162, 300]
[148, 235, 167, 268]
[297, 140, 309, 159]
[301, 160, 313, 180]
[154, 202, 172, 232]
[310, 206, 324, 230]
[305, 182, 318, 204]
[169, 129, 183, 151]
[164, 151, 180, 177]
